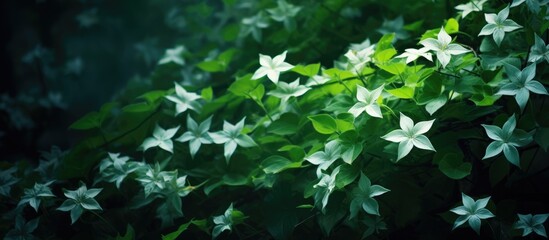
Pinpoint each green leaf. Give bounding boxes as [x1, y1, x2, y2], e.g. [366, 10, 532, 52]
[479, 54, 521, 71]
[438, 153, 471, 179]
[374, 48, 397, 63]
[425, 95, 448, 115]
[218, 48, 237, 64]
[69, 112, 101, 130]
[336, 113, 355, 132]
[296, 204, 314, 209]
[122, 102, 157, 113]
[378, 61, 406, 75]
[268, 113, 299, 135]
[386, 86, 415, 99]
[376, 33, 395, 52]
[335, 164, 359, 188]
[420, 29, 439, 41]
[249, 83, 265, 101]
[291, 63, 320, 77]
[197, 60, 224, 72]
[201, 87, 213, 101]
[69, 102, 117, 130]
[308, 114, 338, 134]
[340, 142, 363, 164]
[339, 130, 358, 142]
[197, 49, 236, 72]
[278, 145, 305, 161]
[141, 90, 169, 104]
[444, 18, 459, 34]
[262, 155, 302, 174]
[228, 74, 260, 97]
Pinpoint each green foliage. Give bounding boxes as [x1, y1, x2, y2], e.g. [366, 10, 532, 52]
[3, 0, 549, 239]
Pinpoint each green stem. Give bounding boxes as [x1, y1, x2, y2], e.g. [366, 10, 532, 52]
[98, 106, 161, 149]
[245, 93, 274, 122]
[337, 76, 354, 94]
[294, 212, 319, 228]
[257, 101, 274, 122]
[435, 69, 461, 79]
[381, 104, 398, 119]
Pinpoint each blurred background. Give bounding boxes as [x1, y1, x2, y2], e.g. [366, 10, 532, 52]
[1, 0, 220, 161]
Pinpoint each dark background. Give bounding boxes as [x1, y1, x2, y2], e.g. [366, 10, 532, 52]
[0, 0, 194, 161]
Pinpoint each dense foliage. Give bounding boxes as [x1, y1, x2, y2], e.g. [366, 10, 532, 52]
[2, 0, 549, 239]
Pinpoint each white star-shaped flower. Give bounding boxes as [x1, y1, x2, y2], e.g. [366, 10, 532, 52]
[158, 46, 185, 65]
[140, 125, 180, 153]
[381, 113, 436, 161]
[210, 117, 257, 162]
[251, 51, 294, 84]
[345, 45, 375, 72]
[420, 28, 470, 68]
[396, 47, 433, 64]
[478, 6, 522, 46]
[165, 82, 202, 116]
[176, 115, 213, 158]
[455, 0, 487, 18]
[348, 84, 384, 118]
[267, 78, 310, 102]
[497, 64, 548, 111]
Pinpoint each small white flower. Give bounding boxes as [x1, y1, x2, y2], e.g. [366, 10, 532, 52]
[497, 64, 548, 111]
[158, 46, 185, 65]
[176, 116, 213, 158]
[140, 125, 180, 153]
[252, 51, 294, 84]
[455, 0, 487, 18]
[420, 28, 470, 68]
[478, 6, 522, 46]
[345, 45, 375, 72]
[165, 82, 202, 115]
[210, 117, 257, 162]
[348, 85, 384, 118]
[396, 47, 433, 64]
[267, 78, 310, 102]
[381, 113, 436, 161]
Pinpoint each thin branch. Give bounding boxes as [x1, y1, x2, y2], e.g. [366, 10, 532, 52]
[98, 106, 162, 149]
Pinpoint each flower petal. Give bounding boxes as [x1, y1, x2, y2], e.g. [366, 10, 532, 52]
[381, 129, 408, 142]
[483, 141, 504, 159]
[503, 144, 520, 166]
[252, 66, 269, 80]
[412, 135, 435, 151]
[399, 113, 414, 132]
[412, 119, 435, 135]
[397, 139, 414, 161]
[348, 102, 368, 118]
[437, 28, 452, 46]
[272, 51, 287, 65]
[515, 88, 530, 111]
[365, 104, 383, 118]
